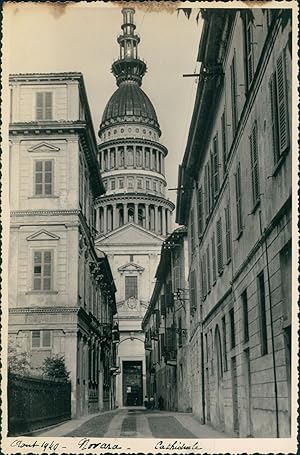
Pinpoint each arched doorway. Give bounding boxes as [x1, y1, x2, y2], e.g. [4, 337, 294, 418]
[215, 325, 225, 429]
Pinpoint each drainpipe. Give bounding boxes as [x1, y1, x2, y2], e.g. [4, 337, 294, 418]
[258, 210, 279, 438]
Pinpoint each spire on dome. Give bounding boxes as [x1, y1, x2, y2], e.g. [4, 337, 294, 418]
[112, 8, 147, 87]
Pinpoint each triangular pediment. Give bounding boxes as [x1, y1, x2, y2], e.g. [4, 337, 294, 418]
[26, 230, 60, 241]
[118, 262, 145, 273]
[28, 142, 60, 153]
[96, 223, 164, 246]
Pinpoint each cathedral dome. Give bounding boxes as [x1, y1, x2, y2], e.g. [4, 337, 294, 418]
[99, 81, 160, 134]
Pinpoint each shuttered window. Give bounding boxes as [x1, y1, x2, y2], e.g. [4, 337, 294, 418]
[202, 255, 207, 298]
[33, 250, 52, 291]
[235, 163, 243, 235]
[125, 276, 138, 300]
[245, 13, 254, 88]
[221, 110, 227, 172]
[197, 186, 204, 237]
[212, 134, 219, 198]
[190, 270, 197, 312]
[250, 121, 260, 205]
[36, 92, 53, 120]
[216, 218, 223, 274]
[34, 160, 53, 196]
[211, 233, 217, 284]
[206, 246, 211, 292]
[230, 53, 238, 134]
[204, 164, 209, 219]
[225, 204, 232, 261]
[270, 49, 289, 163]
[160, 294, 166, 316]
[190, 208, 195, 250]
[222, 316, 228, 371]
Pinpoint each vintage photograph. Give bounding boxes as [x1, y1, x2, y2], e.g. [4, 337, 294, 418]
[2, 1, 297, 453]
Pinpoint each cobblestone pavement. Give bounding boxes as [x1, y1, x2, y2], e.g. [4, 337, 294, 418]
[41, 408, 229, 438]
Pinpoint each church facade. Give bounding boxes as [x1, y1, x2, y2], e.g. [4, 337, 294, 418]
[95, 8, 174, 408]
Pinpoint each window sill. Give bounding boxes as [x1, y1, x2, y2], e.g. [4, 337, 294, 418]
[26, 291, 58, 295]
[28, 195, 59, 199]
[226, 258, 232, 266]
[31, 347, 52, 350]
[212, 280, 216, 287]
[272, 148, 289, 177]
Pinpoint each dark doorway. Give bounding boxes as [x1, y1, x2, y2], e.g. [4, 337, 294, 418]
[122, 361, 143, 406]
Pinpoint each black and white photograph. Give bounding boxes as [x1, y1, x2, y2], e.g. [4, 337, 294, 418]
[1, 1, 297, 453]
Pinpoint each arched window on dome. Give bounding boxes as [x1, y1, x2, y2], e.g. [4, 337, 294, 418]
[136, 147, 142, 167]
[138, 205, 145, 227]
[152, 150, 157, 171]
[107, 205, 113, 232]
[110, 149, 116, 169]
[145, 148, 150, 169]
[127, 147, 134, 167]
[118, 205, 124, 227]
[119, 147, 125, 167]
[99, 207, 104, 233]
[128, 204, 134, 223]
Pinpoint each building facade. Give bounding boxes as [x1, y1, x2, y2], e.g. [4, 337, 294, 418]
[176, 9, 292, 437]
[8, 73, 118, 417]
[95, 8, 174, 408]
[143, 227, 191, 412]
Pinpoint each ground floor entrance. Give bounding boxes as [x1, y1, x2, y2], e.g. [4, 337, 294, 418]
[122, 361, 143, 406]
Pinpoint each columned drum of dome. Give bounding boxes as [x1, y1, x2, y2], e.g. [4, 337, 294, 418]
[96, 7, 174, 238]
[95, 7, 174, 409]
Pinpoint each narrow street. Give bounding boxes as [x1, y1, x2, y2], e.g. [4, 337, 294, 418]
[40, 408, 228, 439]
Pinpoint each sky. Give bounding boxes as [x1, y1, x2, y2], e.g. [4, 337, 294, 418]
[4, 2, 202, 207]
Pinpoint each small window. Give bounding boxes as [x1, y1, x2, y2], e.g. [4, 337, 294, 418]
[111, 180, 115, 190]
[230, 52, 238, 134]
[36, 92, 53, 121]
[128, 178, 133, 190]
[34, 160, 53, 196]
[119, 179, 124, 189]
[146, 180, 150, 190]
[153, 181, 157, 192]
[33, 250, 53, 291]
[222, 316, 228, 371]
[137, 179, 142, 189]
[125, 275, 138, 300]
[31, 330, 51, 349]
[225, 204, 232, 261]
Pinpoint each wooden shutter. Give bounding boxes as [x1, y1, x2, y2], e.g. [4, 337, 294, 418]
[197, 186, 203, 237]
[245, 15, 254, 86]
[225, 205, 232, 261]
[204, 165, 209, 219]
[276, 50, 289, 155]
[230, 53, 237, 133]
[212, 233, 217, 283]
[45, 92, 53, 120]
[250, 122, 260, 204]
[206, 245, 211, 292]
[36, 92, 44, 120]
[190, 208, 195, 250]
[202, 255, 207, 297]
[216, 218, 223, 274]
[235, 164, 243, 233]
[160, 294, 166, 316]
[213, 135, 219, 197]
[221, 111, 227, 172]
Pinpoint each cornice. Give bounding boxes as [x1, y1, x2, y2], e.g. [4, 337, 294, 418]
[9, 72, 83, 83]
[9, 306, 79, 314]
[11, 209, 81, 217]
[98, 137, 168, 157]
